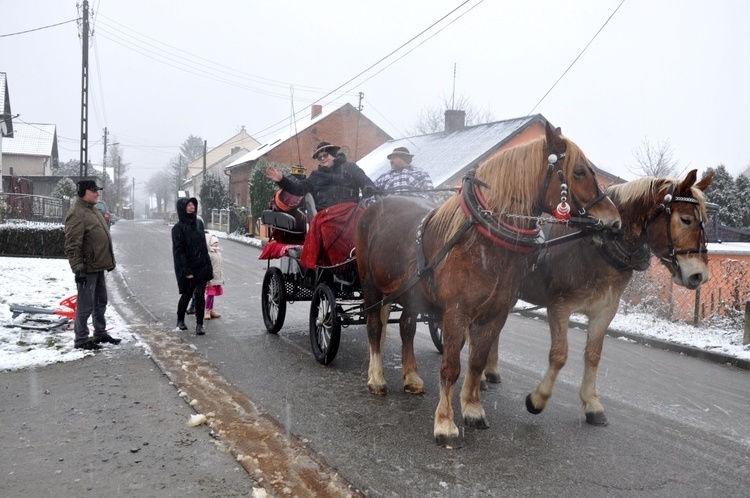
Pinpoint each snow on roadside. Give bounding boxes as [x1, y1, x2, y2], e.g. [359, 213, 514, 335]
[0, 256, 133, 371]
[1, 255, 748, 371]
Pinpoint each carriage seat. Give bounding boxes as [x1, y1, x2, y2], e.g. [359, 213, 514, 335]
[261, 210, 305, 233]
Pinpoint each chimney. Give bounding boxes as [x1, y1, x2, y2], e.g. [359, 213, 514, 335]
[311, 104, 323, 119]
[444, 109, 466, 134]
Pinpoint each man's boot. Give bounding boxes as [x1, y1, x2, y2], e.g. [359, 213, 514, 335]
[196, 324, 206, 335]
[176, 316, 188, 330]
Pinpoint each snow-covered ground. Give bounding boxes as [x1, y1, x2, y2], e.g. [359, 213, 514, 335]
[1, 253, 748, 371]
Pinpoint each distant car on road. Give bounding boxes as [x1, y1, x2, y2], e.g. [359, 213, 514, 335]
[94, 201, 112, 228]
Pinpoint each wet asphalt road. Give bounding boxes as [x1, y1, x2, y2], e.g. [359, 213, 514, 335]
[110, 219, 750, 497]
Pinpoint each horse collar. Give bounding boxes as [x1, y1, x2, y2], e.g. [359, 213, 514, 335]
[462, 172, 544, 253]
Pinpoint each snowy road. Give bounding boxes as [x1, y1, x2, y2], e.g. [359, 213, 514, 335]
[111, 219, 750, 497]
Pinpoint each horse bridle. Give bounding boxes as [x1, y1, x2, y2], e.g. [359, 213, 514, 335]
[538, 152, 610, 220]
[643, 183, 707, 269]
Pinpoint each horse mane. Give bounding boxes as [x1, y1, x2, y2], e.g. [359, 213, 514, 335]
[430, 133, 590, 244]
[607, 176, 708, 221]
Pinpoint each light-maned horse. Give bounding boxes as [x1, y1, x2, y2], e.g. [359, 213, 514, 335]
[355, 122, 622, 447]
[483, 170, 712, 426]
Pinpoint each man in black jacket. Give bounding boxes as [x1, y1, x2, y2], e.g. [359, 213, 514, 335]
[64, 179, 120, 350]
[171, 197, 213, 335]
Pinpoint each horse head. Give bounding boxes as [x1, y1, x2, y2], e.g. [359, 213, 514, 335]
[473, 122, 621, 235]
[606, 170, 713, 288]
[539, 122, 621, 232]
[651, 170, 712, 289]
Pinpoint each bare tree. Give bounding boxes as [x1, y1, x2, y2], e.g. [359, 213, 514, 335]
[629, 137, 682, 178]
[168, 155, 187, 195]
[409, 93, 494, 135]
[146, 169, 174, 215]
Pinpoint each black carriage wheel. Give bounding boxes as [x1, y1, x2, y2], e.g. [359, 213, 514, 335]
[428, 320, 443, 354]
[309, 283, 341, 365]
[261, 267, 286, 334]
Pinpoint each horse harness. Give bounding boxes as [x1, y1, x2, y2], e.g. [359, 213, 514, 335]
[362, 155, 610, 313]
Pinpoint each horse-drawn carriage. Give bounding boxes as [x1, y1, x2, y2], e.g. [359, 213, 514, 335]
[258, 192, 442, 365]
[258, 123, 712, 448]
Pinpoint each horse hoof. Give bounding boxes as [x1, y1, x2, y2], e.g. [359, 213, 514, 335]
[525, 394, 543, 415]
[368, 385, 388, 396]
[464, 416, 489, 430]
[586, 411, 608, 426]
[403, 384, 425, 395]
[480, 379, 488, 391]
[435, 434, 463, 449]
[484, 372, 502, 384]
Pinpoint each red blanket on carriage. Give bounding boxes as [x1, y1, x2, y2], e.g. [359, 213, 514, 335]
[301, 202, 365, 269]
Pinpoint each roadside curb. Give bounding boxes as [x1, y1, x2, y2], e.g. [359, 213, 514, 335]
[515, 309, 750, 371]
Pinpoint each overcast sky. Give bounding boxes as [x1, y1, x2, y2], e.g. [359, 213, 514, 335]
[3, 0, 749, 202]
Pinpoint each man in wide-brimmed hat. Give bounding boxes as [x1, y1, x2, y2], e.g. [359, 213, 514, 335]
[374, 146, 434, 201]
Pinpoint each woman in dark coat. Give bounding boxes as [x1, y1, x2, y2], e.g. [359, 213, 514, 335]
[171, 197, 213, 335]
[264, 141, 376, 268]
[265, 141, 375, 209]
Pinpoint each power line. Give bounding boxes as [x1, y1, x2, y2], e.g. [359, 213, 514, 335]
[248, 0, 482, 140]
[0, 19, 78, 38]
[525, 0, 627, 116]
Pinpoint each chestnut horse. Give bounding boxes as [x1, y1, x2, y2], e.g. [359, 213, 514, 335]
[356, 122, 622, 447]
[484, 170, 712, 426]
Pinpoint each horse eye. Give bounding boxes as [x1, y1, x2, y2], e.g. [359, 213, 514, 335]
[680, 217, 692, 226]
[573, 168, 587, 179]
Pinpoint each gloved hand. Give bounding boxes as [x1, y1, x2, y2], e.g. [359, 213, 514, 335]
[362, 185, 375, 198]
[75, 270, 87, 286]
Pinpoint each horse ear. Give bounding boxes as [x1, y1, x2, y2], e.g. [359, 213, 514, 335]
[678, 169, 698, 193]
[545, 121, 566, 153]
[694, 170, 714, 192]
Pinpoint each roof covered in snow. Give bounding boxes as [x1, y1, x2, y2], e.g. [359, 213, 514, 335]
[358, 115, 544, 187]
[2, 122, 57, 157]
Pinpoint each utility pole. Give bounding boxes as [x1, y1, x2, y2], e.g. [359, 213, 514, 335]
[202, 139, 207, 181]
[131, 177, 135, 219]
[176, 156, 183, 196]
[115, 155, 120, 216]
[79, 0, 90, 177]
[102, 127, 108, 203]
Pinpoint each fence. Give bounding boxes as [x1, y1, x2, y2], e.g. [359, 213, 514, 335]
[0, 193, 67, 224]
[209, 208, 231, 232]
[621, 253, 750, 330]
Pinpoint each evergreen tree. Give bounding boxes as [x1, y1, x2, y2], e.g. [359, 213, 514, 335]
[198, 173, 230, 219]
[703, 165, 738, 227]
[249, 159, 291, 220]
[734, 174, 750, 230]
[51, 177, 77, 199]
[180, 135, 205, 164]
